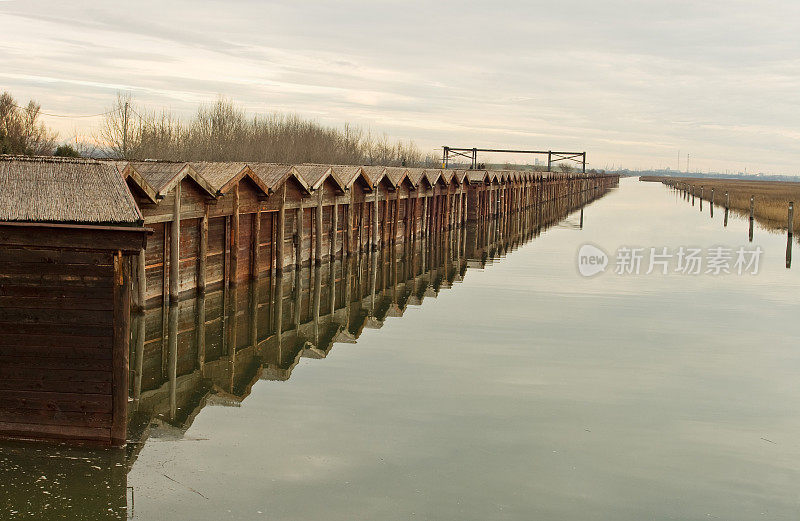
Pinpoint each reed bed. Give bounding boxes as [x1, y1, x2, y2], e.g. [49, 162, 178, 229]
[641, 176, 800, 232]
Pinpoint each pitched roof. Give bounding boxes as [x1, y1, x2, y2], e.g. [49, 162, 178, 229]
[466, 170, 488, 184]
[0, 156, 143, 224]
[452, 170, 469, 184]
[191, 162, 269, 196]
[361, 166, 395, 189]
[124, 161, 215, 201]
[293, 164, 346, 192]
[384, 166, 410, 189]
[422, 169, 443, 187]
[335, 165, 374, 191]
[406, 168, 425, 187]
[248, 163, 311, 194]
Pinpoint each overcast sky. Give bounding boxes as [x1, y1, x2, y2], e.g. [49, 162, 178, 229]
[2, 0, 799, 173]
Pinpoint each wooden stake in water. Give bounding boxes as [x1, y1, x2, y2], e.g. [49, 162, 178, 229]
[787, 201, 794, 269]
[710, 191, 714, 218]
[749, 195, 754, 242]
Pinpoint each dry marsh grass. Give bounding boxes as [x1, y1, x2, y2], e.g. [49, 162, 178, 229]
[640, 176, 800, 232]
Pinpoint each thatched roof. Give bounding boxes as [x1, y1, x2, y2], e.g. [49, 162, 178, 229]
[334, 165, 373, 191]
[248, 163, 311, 194]
[384, 166, 409, 188]
[422, 169, 443, 187]
[192, 162, 269, 196]
[406, 168, 425, 187]
[361, 166, 392, 189]
[0, 156, 143, 224]
[123, 161, 215, 201]
[452, 170, 469, 184]
[466, 170, 489, 184]
[293, 164, 346, 193]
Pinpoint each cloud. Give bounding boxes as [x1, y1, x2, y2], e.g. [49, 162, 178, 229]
[1, 0, 799, 174]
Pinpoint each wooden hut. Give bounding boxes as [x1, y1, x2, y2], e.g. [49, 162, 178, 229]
[192, 162, 270, 285]
[121, 161, 217, 305]
[0, 156, 148, 446]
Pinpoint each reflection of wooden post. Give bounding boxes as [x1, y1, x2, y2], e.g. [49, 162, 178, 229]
[293, 264, 302, 327]
[227, 284, 237, 392]
[196, 292, 205, 369]
[170, 182, 181, 302]
[167, 302, 178, 421]
[132, 311, 144, 408]
[250, 283, 258, 348]
[275, 272, 284, 352]
[313, 265, 321, 343]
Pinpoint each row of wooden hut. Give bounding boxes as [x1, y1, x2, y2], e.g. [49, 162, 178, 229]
[128, 176, 617, 450]
[118, 160, 617, 310]
[0, 155, 618, 447]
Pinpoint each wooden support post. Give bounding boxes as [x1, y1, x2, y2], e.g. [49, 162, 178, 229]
[231, 184, 240, 284]
[372, 189, 379, 251]
[789, 202, 794, 237]
[137, 248, 146, 309]
[199, 208, 208, 293]
[315, 190, 323, 265]
[393, 189, 400, 244]
[169, 182, 181, 302]
[346, 194, 353, 256]
[252, 208, 261, 279]
[749, 195, 755, 242]
[331, 199, 339, 260]
[296, 204, 304, 268]
[110, 252, 130, 447]
[276, 183, 286, 273]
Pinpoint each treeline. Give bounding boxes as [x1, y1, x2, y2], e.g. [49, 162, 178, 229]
[0, 92, 57, 156]
[0, 90, 438, 167]
[101, 94, 437, 166]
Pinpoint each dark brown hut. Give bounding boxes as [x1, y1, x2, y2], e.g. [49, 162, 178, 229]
[0, 156, 149, 447]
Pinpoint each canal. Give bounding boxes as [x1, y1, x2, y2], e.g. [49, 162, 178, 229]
[2, 177, 799, 520]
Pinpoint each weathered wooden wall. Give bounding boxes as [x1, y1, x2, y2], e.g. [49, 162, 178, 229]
[0, 223, 145, 447]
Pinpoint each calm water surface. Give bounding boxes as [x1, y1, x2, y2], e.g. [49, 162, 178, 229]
[3, 178, 800, 520]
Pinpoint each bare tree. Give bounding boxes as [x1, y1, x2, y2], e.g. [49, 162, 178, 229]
[98, 93, 430, 166]
[0, 91, 56, 155]
[99, 92, 135, 159]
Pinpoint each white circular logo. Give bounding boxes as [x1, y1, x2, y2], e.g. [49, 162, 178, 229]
[577, 244, 608, 277]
